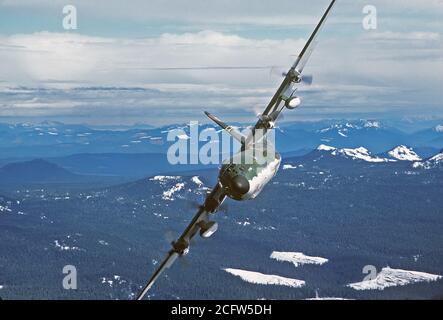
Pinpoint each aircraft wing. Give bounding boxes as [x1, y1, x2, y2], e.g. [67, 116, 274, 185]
[257, 0, 337, 120]
[137, 183, 225, 300]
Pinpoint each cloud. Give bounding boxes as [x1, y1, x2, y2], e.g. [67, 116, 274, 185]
[0, 31, 307, 86]
[0, 17, 442, 124]
[366, 31, 440, 41]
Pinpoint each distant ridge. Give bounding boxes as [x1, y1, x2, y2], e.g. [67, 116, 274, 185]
[0, 159, 78, 183]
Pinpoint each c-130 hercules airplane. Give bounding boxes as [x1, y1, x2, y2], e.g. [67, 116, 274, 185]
[137, 0, 337, 300]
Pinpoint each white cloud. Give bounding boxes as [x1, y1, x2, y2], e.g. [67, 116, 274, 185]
[0, 26, 442, 124]
[366, 31, 440, 41]
[0, 31, 306, 86]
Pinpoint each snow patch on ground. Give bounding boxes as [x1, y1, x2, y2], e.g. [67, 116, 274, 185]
[98, 240, 109, 246]
[223, 268, 305, 288]
[54, 240, 83, 251]
[348, 267, 442, 290]
[150, 175, 180, 183]
[191, 176, 204, 187]
[101, 275, 127, 288]
[162, 183, 185, 200]
[270, 251, 328, 267]
[0, 205, 12, 213]
[364, 120, 380, 128]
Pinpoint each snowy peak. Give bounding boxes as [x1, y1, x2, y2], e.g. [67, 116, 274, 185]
[412, 151, 443, 169]
[317, 144, 337, 151]
[363, 120, 381, 128]
[316, 120, 382, 137]
[429, 151, 443, 163]
[334, 146, 373, 161]
[316, 145, 391, 163]
[388, 145, 421, 161]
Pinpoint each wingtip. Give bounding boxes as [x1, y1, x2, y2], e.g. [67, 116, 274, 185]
[204, 111, 217, 122]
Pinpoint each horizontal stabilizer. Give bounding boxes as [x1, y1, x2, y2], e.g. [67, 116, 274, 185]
[204, 111, 246, 145]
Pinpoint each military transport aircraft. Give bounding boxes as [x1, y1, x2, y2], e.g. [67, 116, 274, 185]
[137, 0, 337, 300]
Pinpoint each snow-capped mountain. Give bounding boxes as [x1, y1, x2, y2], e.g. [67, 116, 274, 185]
[316, 120, 381, 137]
[387, 145, 421, 161]
[413, 151, 443, 169]
[316, 144, 392, 163]
[2, 140, 443, 300]
[315, 144, 443, 167]
[1, 119, 443, 159]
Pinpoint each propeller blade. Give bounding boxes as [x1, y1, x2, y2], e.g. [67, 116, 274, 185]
[269, 66, 287, 79]
[186, 200, 202, 210]
[270, 66, 312, 85]
[164, 230, 177, 244]
[302, 74, 313, 85]
[219, 202, 229, 214]
[178, 255, 191, 269]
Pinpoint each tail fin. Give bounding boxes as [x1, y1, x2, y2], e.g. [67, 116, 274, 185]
[204, 111, 246, 145]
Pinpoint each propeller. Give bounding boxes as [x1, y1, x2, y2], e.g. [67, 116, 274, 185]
[186, 198, 228, 214]
[163, 230, 191, 269]
[186, 200, 203, 211]
[269, 66, 313, 85]
[301, 74, 313, 85]
[253, 104, 285, 123]
[164, 230, 176, 244]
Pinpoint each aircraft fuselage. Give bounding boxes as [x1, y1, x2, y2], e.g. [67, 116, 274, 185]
[219, 150, 281, 201]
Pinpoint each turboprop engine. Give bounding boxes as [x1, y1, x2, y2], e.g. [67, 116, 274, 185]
[285, 96, 302, 109]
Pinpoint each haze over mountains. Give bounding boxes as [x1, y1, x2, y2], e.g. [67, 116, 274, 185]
[0, 118, 442, 180]
[1, 119, 443, 159]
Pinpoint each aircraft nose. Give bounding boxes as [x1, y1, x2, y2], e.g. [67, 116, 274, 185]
[230, 175, 250, 197]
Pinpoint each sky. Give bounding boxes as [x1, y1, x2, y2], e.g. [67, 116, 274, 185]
[0, 0, 442, 125]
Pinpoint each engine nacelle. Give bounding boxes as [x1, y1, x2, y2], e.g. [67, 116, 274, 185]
[199, 221, 218, 238]
[285, 96, 301, 109]
[172, 238, 190, 255]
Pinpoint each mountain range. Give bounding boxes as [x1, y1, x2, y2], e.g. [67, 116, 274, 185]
[1, 140, 443, 299]
[1, 119, 443, 159]
[1, 119, 443, 300]
[0, 144, 441, 185]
